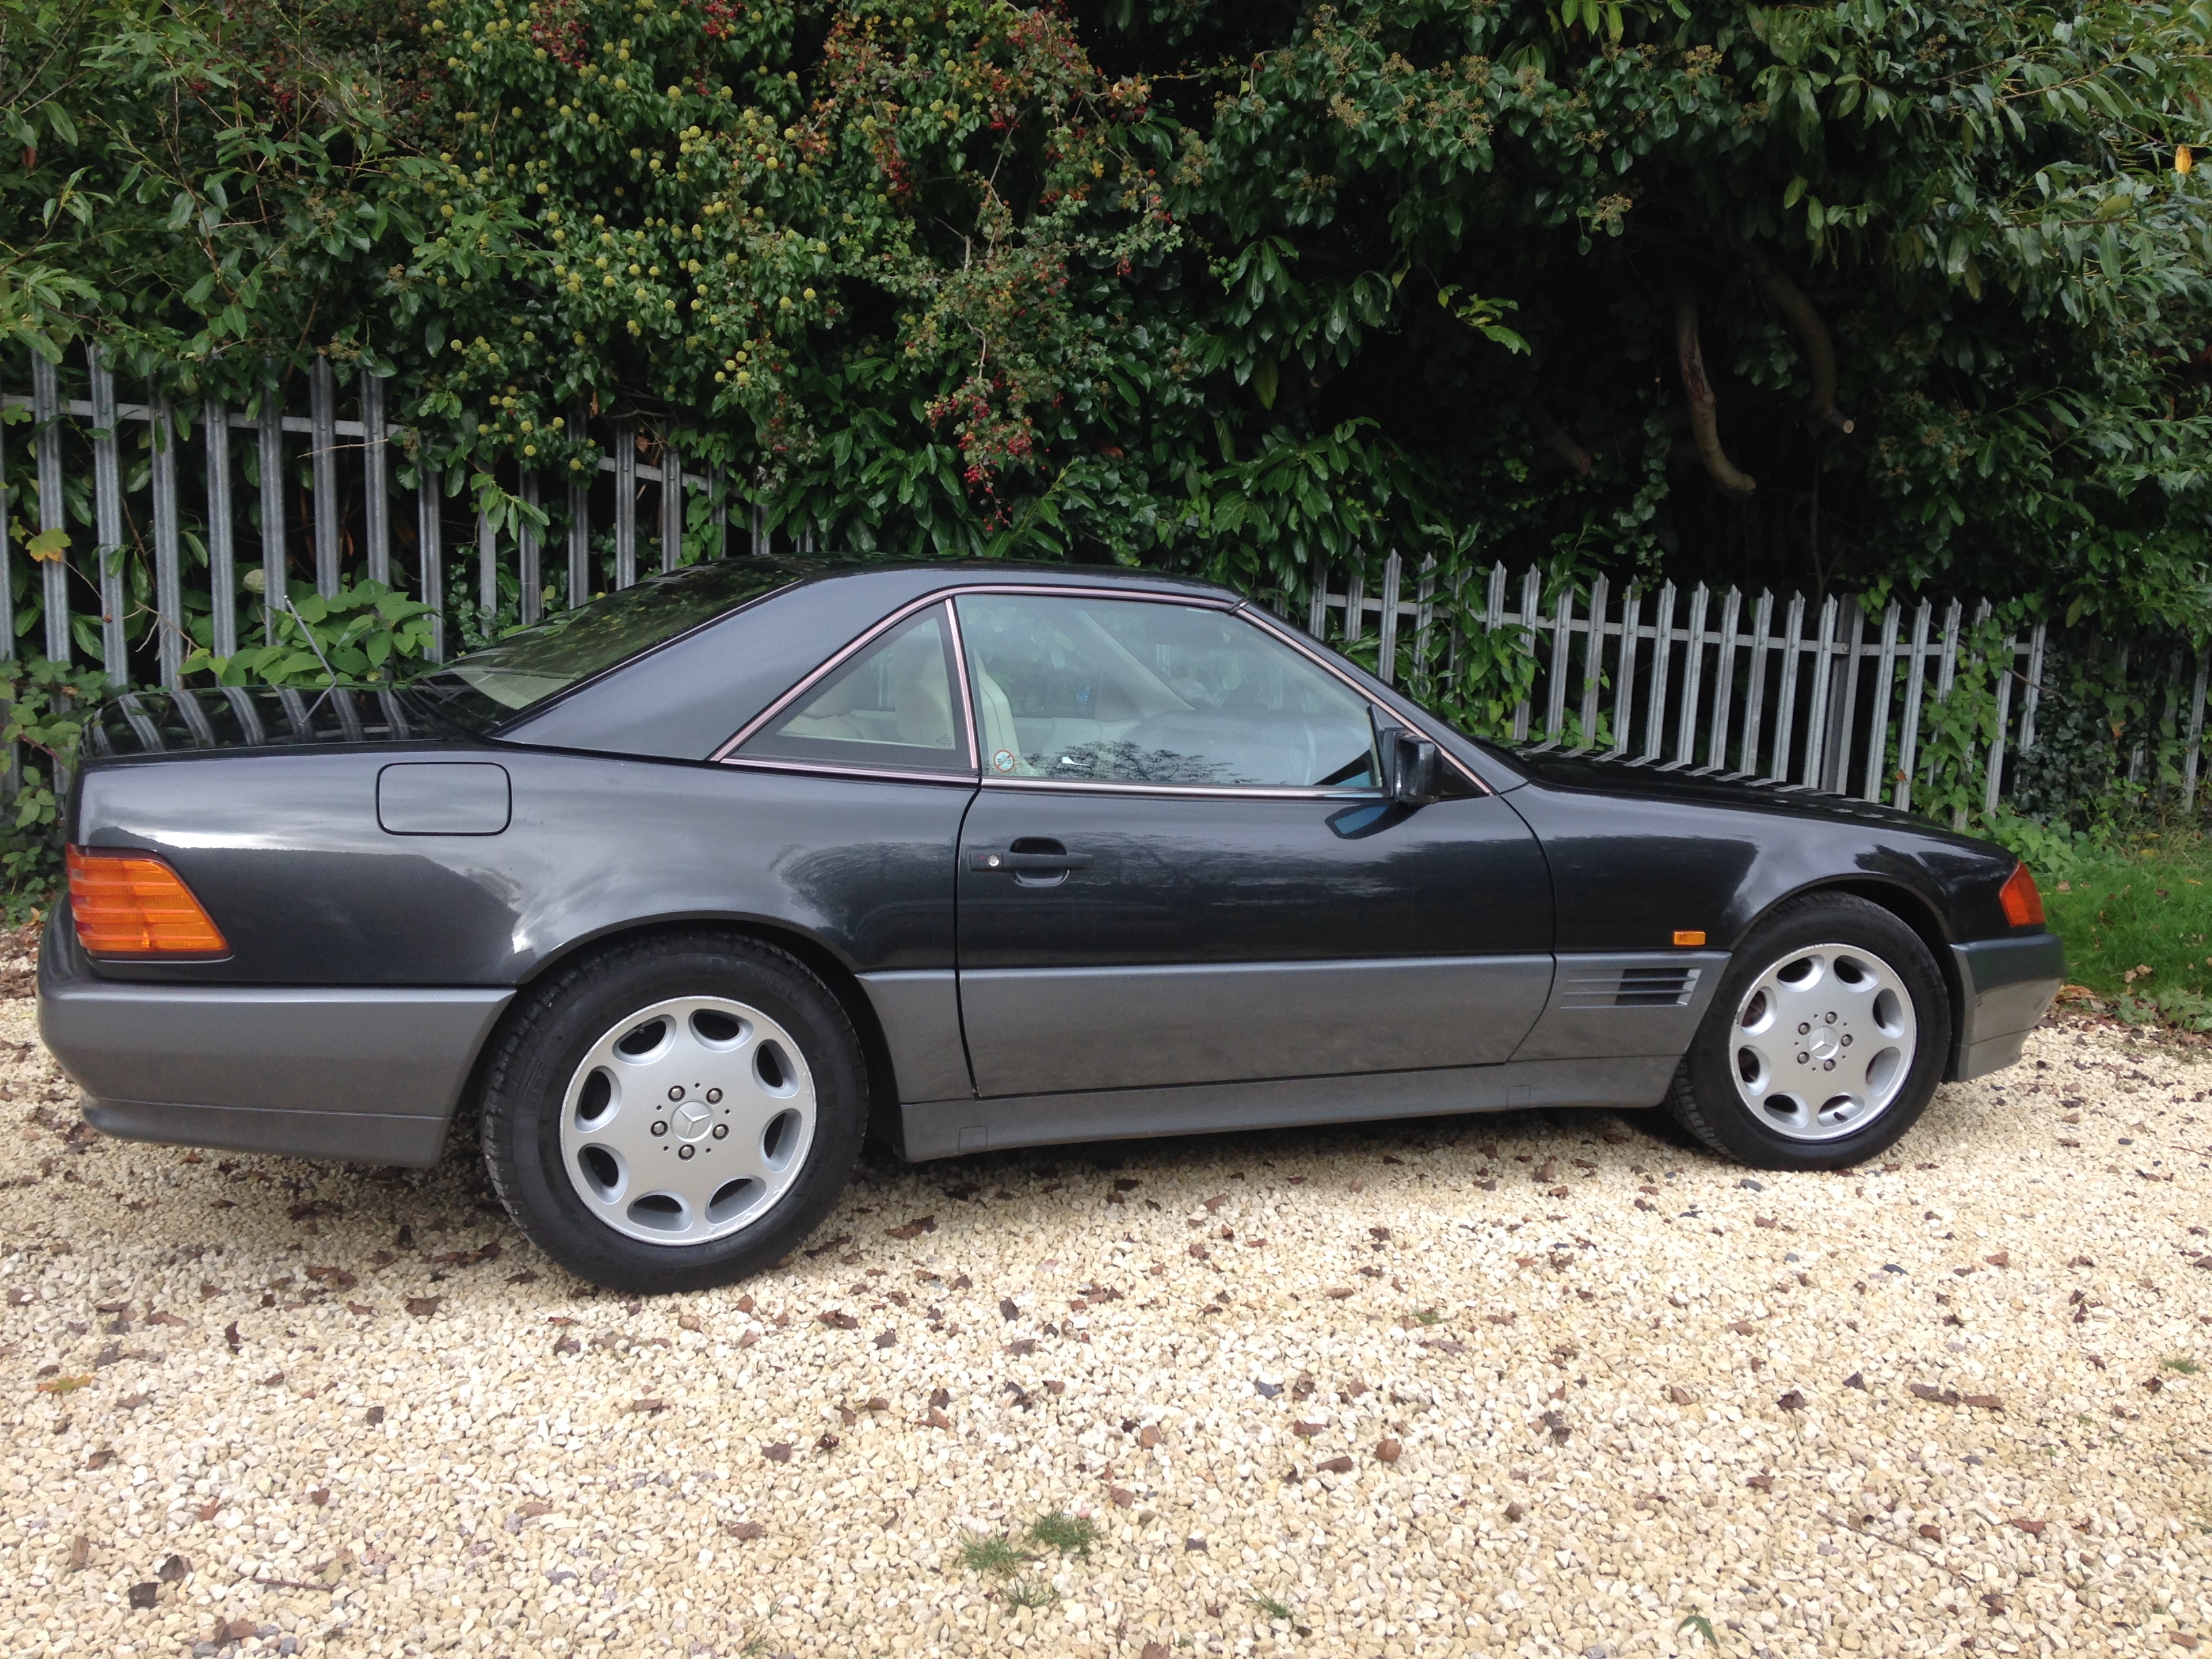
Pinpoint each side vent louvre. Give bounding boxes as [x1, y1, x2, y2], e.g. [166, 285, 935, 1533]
[1559, 966, 1701, 1010]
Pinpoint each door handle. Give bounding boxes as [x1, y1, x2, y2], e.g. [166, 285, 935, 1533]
[969, 848, 1092, 874]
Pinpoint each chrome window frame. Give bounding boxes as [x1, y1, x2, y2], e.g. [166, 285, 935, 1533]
[712, 581, 1488, 798]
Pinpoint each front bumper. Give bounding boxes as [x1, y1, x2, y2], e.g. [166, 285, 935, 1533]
[1948, 931, 2066, 1081]
[37, 908, 512, 1167]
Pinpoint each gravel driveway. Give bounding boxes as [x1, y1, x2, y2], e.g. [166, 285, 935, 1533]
[1, 993, 2208, 1659]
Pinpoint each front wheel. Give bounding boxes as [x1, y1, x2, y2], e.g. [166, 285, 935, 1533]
[480, 933, 866, 1292]
[1666, 893, 1952, 1170]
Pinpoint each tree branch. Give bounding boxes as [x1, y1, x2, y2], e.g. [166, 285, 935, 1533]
[1528, 405, 1593, 474]
[1740, 243, 1853, 435]
[1671, 274, 1757, 498]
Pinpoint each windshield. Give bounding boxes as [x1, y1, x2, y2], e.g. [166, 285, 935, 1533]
[411, 559, 805, 727]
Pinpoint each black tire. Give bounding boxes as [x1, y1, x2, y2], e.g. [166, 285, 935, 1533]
[1666, 893, 1952, 1170]
[480, 932, 865, 1293]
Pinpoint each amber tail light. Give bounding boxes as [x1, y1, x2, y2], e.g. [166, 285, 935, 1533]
[66, 847, 230, 957]
[1998, 861, 2045, 928]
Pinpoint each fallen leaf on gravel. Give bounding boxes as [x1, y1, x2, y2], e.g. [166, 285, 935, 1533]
[218, 1616, 257, 1641]
[1142, 1644, 1170, 1659]
[2010, 1517, 2045, 1535]
[365, 1406, 385, 1425]
[675, 1313, 703, 1333]
[507, 1270, 540, 1286]
[1503, 1500, 1525, 1521]
[815, 1432, 838, 1451]
[1324, 1286, 1353, 1299]
[514, 1500, 552, 1519]
[1776, 1390, 1807, 1411]
[193, 1502, 219, 1521]
[35, 1374, 90, 1395]
[762, 1443, 793, 1463]
[1291, 1420, 1324, 1437]
[1984, 1251, 2009, 1268]
[117, 1392, 148, 1408]
[817, 1310, 858, 1330]
[552, 1336, 579, 1355]
[1667, 1385, 1696, 1406]
[222, 1322, 241, 1353]
[1485, 1311, 1517, 1326]
[924, 1409, 951, 1429]
[260, 1371, 285, 1387]
[873, 1329, 897, 1349]
[1202, 1194, 1229, 1212]
[1253, 1379, 1283, 1399]
[1919, 1524, 1942, 1541]
[405, 1297, 441, 1318]
[998, 1298, 1019, 1321]
[1004, 1338, 1036, 1356]
[146, 1311, 186, 1327]
[802, 1233, 851, 1258]
[66, 1534, 88, 1570]
[1138, 1426, 1161, 1448]
[85, 1449, 112, 1470]
[1726, 1319, 1757, 1334]
[1754, 1215, 1778, 1229]
[1909, 1384, 1961, 1406]
[1110, 1486, 1135, 1506]
[628, 1397, 667, 1414]
[1964, 1393, 2003, 1410]
[308, 1488, 329, 1507]
[1843, 1372, 1866, 1390]
[1375, 1437, 1402, 1463]
[127, 1582, 156, 1609]
[722, 1521, 765, 1540]
[1187, 1243, 1208, 1260]
[1184, 1536, 1208, 1552]
[885, 1215, 937, 1240]
[1746, 1474, 1774, 1491]
[1317, 1456, 1354, 1474]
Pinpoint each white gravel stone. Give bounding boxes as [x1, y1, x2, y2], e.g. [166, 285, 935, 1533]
[1, 988, 2208, 1659]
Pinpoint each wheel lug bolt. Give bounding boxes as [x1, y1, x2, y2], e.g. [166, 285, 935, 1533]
[1797, 1052, 1809, 1065]
[669, 1085, 685, 1101]
[678, 1144, 695, 1160]
[1825, 1012, 1837, 1023]
[1798, 1023, 1810, 1035]
[1842, 1035, 1852, 1046]
[712, 1123, 729, 1140]
[651, 1120, 668, 1137]
[706, 1088, 722, 1104]
[1824, 1059, 1835, 1071]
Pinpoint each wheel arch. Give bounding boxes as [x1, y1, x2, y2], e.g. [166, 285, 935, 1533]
[469, 916, 906, 1153]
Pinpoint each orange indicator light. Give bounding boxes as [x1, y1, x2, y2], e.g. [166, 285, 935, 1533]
[66, 846, 230, 958]
[1673, 929, 1706, 947]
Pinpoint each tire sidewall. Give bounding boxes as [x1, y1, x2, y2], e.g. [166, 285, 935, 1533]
[486, 936, 865, 1293]
[1685, 896, 1953, 1170]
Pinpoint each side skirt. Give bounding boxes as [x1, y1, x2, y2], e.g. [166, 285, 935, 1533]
[898, 1054, 1679, 1162]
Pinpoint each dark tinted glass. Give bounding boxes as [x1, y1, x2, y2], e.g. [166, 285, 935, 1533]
[413, 560, 803, 727]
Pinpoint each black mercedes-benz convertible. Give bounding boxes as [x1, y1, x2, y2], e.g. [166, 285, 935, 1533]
[40, 559, 2063, 1291]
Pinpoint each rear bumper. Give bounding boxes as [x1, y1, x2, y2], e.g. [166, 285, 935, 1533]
[1948, 932, 2065, 1081]
[38, 908, 512, 1167]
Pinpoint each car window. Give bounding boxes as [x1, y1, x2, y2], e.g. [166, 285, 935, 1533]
[737, 604, 970, 773]
[954, 594, 1379, 789]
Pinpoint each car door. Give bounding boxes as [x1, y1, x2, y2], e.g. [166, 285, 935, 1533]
[952, 590, 1553, 1098]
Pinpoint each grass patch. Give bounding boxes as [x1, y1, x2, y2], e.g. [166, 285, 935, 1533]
[956, 1531, 1033, 1576]
[1026, 1509, 1101, 1557]
[1000, 1579, 1061, 1610]
[2162, 1353, 2201, 1374]
[2036, 834, 2212, 1025]
[1248, 1593, 1297, 1622]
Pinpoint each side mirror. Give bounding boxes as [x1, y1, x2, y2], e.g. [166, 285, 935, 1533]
[1381, 726, 1443, 806]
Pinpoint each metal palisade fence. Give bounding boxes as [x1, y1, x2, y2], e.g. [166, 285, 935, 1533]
[5, 346, 2207, 821]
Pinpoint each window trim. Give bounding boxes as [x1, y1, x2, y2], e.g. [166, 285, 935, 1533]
[710, 581, 1488, 798]
[715, 596, 977, 777]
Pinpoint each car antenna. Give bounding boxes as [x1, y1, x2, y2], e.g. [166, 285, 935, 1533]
[276, 591, 344, 724]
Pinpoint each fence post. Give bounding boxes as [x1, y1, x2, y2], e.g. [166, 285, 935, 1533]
[614, 421, 637, 588]
[1706, 586, 1742, 770]
[1771, 594, 1806, 780]
[519, 470, 541, 626]
[1673, 583, 1707, 766]
[1611, 585, 1641, 758]
[205, 398, 237, 659]
[87, 346, 127, 685]
[1825, 598, 1864, 793]
[364, 375, 391, 588]
[2184, 648, 2209, 815]
[1578, 575, 1607, 746]
[258, 367, 287, 640]
[1543, 577, 1572, 741]
[1740, 591, 1774, 776]
[151, 395, 184, 688]
[1376, 553, 1402, 683]
[31, 353, 70, 663]
[1893, 601, 1933, 809]
[660, 441, 684, 573]
[1982, 628, 2020, 819]
[477, 501, 498, 619]
[1801, 594, 1837, 787]
[1513, 566, 1540, 741]
[2018, 619, 2046, 756]
[418, 470, 445, 663]
[1641, 582, 1674, 762]
[310, 355, 340, 598]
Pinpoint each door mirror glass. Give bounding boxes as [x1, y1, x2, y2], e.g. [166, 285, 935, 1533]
[955, 594, 1380, 789]
[737, 604, 970, 773]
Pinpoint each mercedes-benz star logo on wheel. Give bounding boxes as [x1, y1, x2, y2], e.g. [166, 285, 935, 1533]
[674, 1100, 714, 1142]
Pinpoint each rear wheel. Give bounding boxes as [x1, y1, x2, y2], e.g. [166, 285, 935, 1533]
[1666, 894, 1951, 1170]
[481, 933, 865, 1292]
